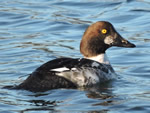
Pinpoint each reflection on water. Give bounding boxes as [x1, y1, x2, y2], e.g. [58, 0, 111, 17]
[0, 0, 150, 113]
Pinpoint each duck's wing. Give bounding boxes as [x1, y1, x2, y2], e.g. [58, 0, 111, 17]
[16, 58, 113, 92]
[49, 58, 115, 87]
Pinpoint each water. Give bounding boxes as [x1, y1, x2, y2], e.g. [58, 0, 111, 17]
[0, 0, 150, 112]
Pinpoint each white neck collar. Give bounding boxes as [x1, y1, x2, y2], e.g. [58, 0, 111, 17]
[85, 53, 110, 65]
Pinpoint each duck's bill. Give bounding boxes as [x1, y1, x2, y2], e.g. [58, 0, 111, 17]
[109, 33, 136, 48]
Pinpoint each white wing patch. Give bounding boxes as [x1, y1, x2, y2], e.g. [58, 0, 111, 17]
[71, 68, 77, 71]
[51, 67, 70, 72]
[51, 67, 77, 72]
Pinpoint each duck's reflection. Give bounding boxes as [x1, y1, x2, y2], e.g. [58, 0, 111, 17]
[85, 81, 116, 108]
[20, 81, 115, 113]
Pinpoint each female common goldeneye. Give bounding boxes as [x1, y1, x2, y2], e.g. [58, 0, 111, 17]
[15, 21, 135, 92]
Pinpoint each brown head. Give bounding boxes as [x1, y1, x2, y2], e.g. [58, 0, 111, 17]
[80, 21, 135, 57]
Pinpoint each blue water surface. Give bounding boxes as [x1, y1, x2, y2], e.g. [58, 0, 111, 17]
[0, 0, 150, 113]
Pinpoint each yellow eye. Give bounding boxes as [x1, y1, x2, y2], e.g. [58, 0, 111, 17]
[101, 29, 107, 34]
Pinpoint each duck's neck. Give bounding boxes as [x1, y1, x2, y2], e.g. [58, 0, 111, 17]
[85, 53, 110, 65]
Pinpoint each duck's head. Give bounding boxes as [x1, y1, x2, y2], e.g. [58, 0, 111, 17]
[80, 21, 136, 57]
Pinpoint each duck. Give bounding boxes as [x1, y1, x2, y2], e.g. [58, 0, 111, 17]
[14, 21, 136, 92]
